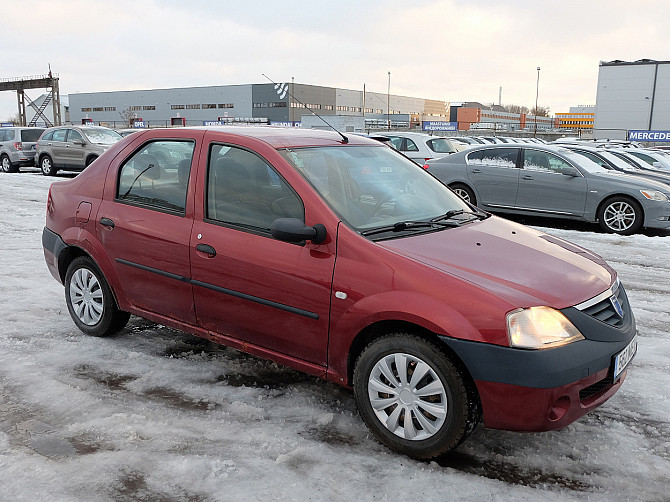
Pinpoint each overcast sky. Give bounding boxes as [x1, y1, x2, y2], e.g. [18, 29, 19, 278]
[2, 0, 669, 121]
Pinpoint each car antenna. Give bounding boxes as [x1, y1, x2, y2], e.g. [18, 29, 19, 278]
[261, 74, 348, 144]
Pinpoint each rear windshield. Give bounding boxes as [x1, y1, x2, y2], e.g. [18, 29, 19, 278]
[20, 129, 44, 142]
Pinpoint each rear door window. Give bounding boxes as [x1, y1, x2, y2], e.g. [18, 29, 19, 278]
[51, 129, 68, 142]
[523, 149, 572, 174]
[117, 140, 195, 214]
[467, 147, 519, 167]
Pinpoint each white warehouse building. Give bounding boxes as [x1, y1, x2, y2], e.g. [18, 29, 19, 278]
[594, 59, 670, 141]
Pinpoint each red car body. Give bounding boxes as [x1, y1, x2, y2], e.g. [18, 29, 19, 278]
[43, 127, 637, 457]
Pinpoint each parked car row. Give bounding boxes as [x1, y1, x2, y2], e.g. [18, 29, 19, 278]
[0, 125, 123, 175]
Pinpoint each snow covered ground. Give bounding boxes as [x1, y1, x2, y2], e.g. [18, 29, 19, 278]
[1, 169, 669, 501]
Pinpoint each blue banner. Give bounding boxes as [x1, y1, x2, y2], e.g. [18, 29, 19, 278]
[423, 121, 458, 132]
[628, 130, 670, 141]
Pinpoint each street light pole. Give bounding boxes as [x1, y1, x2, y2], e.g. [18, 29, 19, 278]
[534, 66, 540, 138]
[387, 71, 391, 131]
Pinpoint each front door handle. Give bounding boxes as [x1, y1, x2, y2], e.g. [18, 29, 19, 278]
[470, 168, 482, 173]
[521, 175, 534, 180]
[196, 243, 216, 257]
[100, 217, 115, 228]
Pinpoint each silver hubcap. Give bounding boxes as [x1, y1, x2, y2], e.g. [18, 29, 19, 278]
[1, 157, 9, 171]
[604, 201, 635, 232]
[70, 268, 104, 325]
[42, 158, 51, 173]
[453, 188, 471, 203]
[368, 353, 448, 440]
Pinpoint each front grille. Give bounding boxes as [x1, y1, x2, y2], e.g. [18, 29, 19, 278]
[577, 282, 626, 328]
[579, 373, 612, 401]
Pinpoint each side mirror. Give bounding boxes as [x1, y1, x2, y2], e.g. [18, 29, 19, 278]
[561, 166, 579, 177]
[271, 218, 327, 244]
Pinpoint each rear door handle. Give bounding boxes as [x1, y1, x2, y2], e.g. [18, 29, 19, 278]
[521, 175, 533, 180]
[470, 169, 482, 173]
[100, 217, 115, 228]
[196, 243, 216, 257]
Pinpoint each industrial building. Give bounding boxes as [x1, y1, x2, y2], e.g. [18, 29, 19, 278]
[67, 82, 450, 131]
[594, 59, 670, 140]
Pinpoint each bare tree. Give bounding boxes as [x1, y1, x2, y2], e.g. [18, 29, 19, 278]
[118, 108, 134, 127]
[5, 113, 21, 125]
[530, 106, 550, 117]
[504, 104, 529, 115]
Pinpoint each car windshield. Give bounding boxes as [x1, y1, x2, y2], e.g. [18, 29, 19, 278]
[82, 128, 122, 144]
[279, 145, 472, 234]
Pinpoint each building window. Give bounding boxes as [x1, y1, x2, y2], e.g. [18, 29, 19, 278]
[337, 106, 348, 111]
[104, 106, 116, 111]
[81, 107, 92, 112]
[92, 107, 103, 112]
[253, 102, 268, 108]
[324, 105, 333, 110]
[268, 102, 287, 108]
[365, 108, 373, 113]
[186, 104, 200, 109]
[202, 104, 217, 109]
[171, 105, 185, 110]
[143, 105, 155, 110]
[218, 103, 234, 108]
[129, 106, 142, 111]
[375, 109, 383, 114]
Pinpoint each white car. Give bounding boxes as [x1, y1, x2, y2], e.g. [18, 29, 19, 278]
[384, 131, 457, 164]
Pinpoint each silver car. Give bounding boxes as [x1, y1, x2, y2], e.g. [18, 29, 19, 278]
[0, 127, 45, 172]
[36, 126, 122, 176]
[384, 132, 457, 164]
[426, 144, 670, 235]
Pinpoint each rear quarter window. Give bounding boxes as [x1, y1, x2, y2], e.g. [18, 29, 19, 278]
[20, 129, 44, 142]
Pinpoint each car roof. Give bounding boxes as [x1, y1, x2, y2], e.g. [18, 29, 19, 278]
[140, 126, 378, 149]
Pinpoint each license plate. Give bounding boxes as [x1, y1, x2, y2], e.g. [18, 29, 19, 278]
[379, 166, 393, 173]
[613, 335, 638, 381]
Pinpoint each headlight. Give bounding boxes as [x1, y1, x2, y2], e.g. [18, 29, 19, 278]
[640, 190, 670, 202]
[506, 307, 584, 349]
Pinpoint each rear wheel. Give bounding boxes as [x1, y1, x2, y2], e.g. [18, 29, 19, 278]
[449, 183, 476, 206]
[40, 155, 57, 176]
[353, 333, 480, 459]
[597, 196, 643, 235]
[64, 257, 130, 336]
[1, 154, 17, 173]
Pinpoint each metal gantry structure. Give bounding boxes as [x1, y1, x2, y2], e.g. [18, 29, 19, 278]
[0, 73, 61, 126]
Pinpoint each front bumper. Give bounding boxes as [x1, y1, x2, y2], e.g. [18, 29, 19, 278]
[439, 282, 637, 431]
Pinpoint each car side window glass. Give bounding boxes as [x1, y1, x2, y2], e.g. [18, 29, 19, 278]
[387, 136, 403, 151]
[467, 148, 518, 167]
[524, 150, 570, 174]
[405, 138, 419, 152]
[67, 130, 84, 143]
[41, 130, 54, 141]
[52, 129, 67, 142]
[576, 150, 609, 168]
[207, 144, 303, 231]
[117, 140, 195, 214]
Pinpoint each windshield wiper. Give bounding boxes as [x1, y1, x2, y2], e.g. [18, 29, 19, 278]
[430, 209, 488, 223]
[360, 219, 460, 237]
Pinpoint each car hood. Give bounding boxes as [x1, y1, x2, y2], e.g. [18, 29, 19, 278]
[378, 216, 614, 309]
[591, 170, 670, 192]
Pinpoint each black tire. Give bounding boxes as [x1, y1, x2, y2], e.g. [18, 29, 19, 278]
[353, 333, 480, 459]
[1, 154, 17, 173]
[40, 155, 57, 176]
[64, 256, 130, 336]
[449, 183, 477, 206]
[85, 156, 97, 167]
[597, 196, 643, 235]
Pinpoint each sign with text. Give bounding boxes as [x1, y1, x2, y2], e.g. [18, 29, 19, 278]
[628, 130, 670, 141]
[204, 121, 224, 126]
[423, 121, 458, 132]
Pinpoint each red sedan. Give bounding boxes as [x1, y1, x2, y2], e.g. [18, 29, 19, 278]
[43, 126, 637, 459]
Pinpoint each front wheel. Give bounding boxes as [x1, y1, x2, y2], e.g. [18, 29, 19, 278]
[64, 256, 130, 336]
[597, 196, 643, 235]
[40, 155, 57, 176]
[353, 334, 480, 459]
